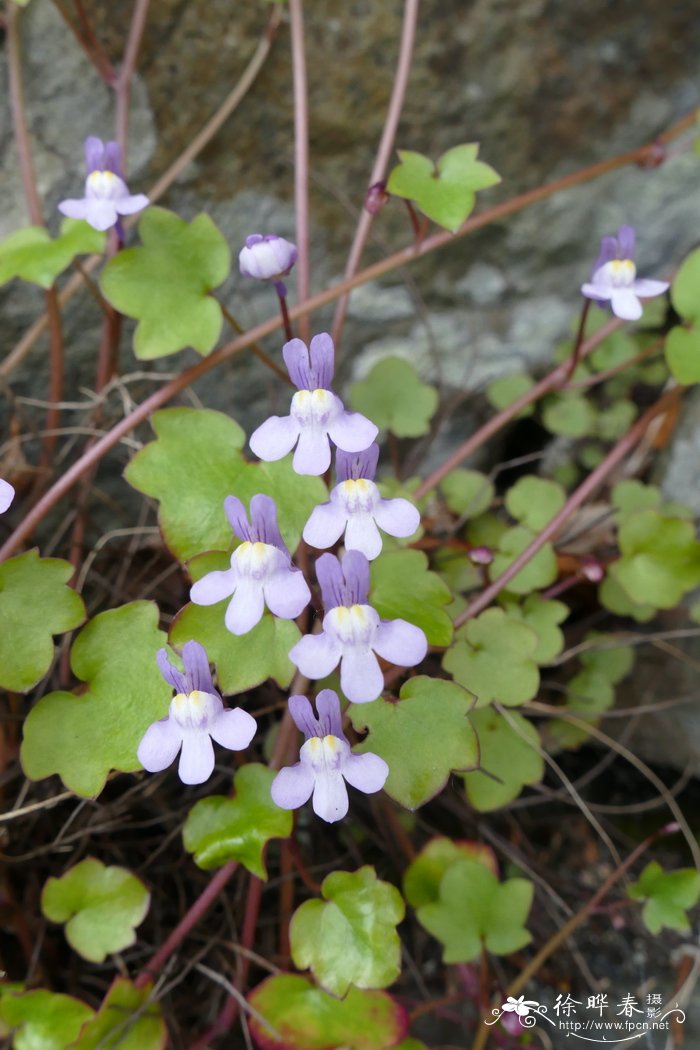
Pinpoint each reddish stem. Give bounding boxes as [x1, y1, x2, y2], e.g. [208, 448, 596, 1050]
[115, 0, 151, 166]
[288, 0, 310, 343]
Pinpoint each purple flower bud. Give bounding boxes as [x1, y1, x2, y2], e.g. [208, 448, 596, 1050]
[581, 225, 668, 321]
[469, 545, 493, 566]
[364, 181, 389, 216]
[270, 690, 388, 822]
[0, 479, 15, 514]
[239, 234, 298, 281]
[58, 136, 149, 232]
[580, 557, 604, 583]
[137, 641, 256, 785]
[289, 550, 427, 704]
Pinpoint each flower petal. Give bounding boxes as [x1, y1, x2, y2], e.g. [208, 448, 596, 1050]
[84, 136, 104, 173]
[344, 513, 383, 559]
[610, 287, 643, 321]
[288, 694, 320, 738]
[339, 648, 384, 704]
[224, 578, 265, 635]
[181, 640, 216, 695]
[303, 501, 347, 550]
[308, 332, 335, 389]
[156, 647, 187, 693]
[336, 444, 379, 482]
[264, 568, 311, 620]
[0, 479, 15, 514]
[311, 769, 349, 823]
[190, 567, 237, 606]
[57, 198, 91, 221]
[293, 427, 332, 475]
[632, 278, 669, 298]
[316, 553, 346, 611]
[373, 497, 420, 539]
[342, 751, 389, 794]
[84, 198, 120, 231]
[327, 410, 378, 453]
[137, 717, 182, 773]
[178, 730, 216, 784]
[341, 549, 371, 605]
[373, 619, 428, 667]
[114, 193, 149, 216]
[289, 630, 342, 680]
[250, 414, 300, 462]
[209, 707, 257, 751]
[315, 689, 344, 738]
[271, 763, 315, 810]
[581, 281, 612, 302]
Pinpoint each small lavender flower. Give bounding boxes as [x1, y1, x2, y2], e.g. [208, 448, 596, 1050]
[190, 494, 310, 635]
[289, 550, 427, 704]
[58, 136, 149, 233]
[270, 690, 389, 823]
[581, 225, 668, 321]
[137, 641, 256, 785]
[0, 479, 15, 514]
[303, 444, 419, 559]
[249, 334, 378, 475]
[239, 234, 298, 281]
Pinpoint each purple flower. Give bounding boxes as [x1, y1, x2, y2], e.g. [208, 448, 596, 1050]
[303, 444, 420, 559]
[289, 550, 427, 704]
[58, 136, 149, 232]
[249, 334, 378, 475]
[137, 641, 256, 785]
[581, 225, 668, 321]
[239, 234, 298, 281]
[189, 494, 310, 635]
[270, 690, 388, 822]
[0, 479, 15, 514]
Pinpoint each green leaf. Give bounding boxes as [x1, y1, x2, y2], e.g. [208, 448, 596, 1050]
[416, 859, 533, 962]
[73, 978, 165, 1050]
[671, 246, 700, 322]
[41, 858, 149, 963]
[349, 358, 438, 437]
[599, 574, 656, 623]
[611, 480, 660, 521]
[505, 476, 566, 531]
[21, 602, 170, 796]
[542, 393, 597, 437]
[595, 400, 637, 441]
[500, 595, 568, 665]
[610, 510, 700, 609]
[290, 867, 405, 997]
[489, 526, 558, 595]
[350, 676, 478, 809]
[443, 608, 539, 707]
[370, 548, 453, 646]
[665, 326, 700, 384]
[579, 634, 634, 684]
[0, 220, 105, 288]
[125, 408, 325, 561]
[387, 144, 500, 233]
[0, 990, 94, 1050]
[627, 861, 700, 934]
[248, 976, 408, 1050]
[464, 708, 544, 811]
[171, 552, 298, 695]
[440, 469, 494, 518]
[485, 373, 535, 417]
[100, 207, 230, 359]
[403, 837, 497, 909]
[182, 764, 292, 877]
[0, 550, 85, 692]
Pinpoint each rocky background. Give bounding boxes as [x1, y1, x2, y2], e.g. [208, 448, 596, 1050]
[2, 0, 700, 767]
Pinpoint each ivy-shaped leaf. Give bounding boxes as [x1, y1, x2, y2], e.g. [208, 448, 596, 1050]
[125, 408, 326, 561]
[290, 867, 405, 997]
[666, 248, 700, 383]
[171, 552, 298, 695]
[41, 858, 149, 963]
[416, 859, 533, 962]
[440, 469, 494, 518]
[182, 764, 292, 877]
[248, 976, 408, 1050]
[443, 608, 539, 707]
[0, 989, 94, 1050]
[403, 837, 498, 909]
[73, 978, 165, 1050]
[505, 476, 566, 531]
[464, 708, 544, 811]
[627, 862, 700, 934]
[611, 480, 661, 521]
[0, 549, 85, 692]
[100, 207, 230, 359]
[350, 677, 478, 809]
[500, 595, 568, 665]
[370, 549, 453, 646]
[542, 392, 597, 437]
[21, 602, 170, 796]
[489, 526, 558, 595]
[609, 510, 700, 609]
[349, 357, 438, 437]
[670, 246, 700, 322]
[387, 144, 500, 233]
[599, 574, 656, 623]
[0, 220, 105, 289]
[486, 373, 535, 417]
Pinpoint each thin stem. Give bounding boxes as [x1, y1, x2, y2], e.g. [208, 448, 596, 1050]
[564, 336, 663, 391]
[454, 387, 680, 627]
[331, 0, 420, 346]
[115, 0, 151, 166]
[288, 0, 310, 343]
[41, 290, 65, 460]
[275, 282, 294, 342]
[561, 297, 591, 384]
[6, 4, 42, 225]
[73, 0, 116, 83]
[219, 303, 292, 384]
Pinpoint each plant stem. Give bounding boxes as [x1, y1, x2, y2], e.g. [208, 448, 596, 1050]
[220, 303, 292, 383]
[275, 281, 294, 341]
[561, 297, 591, 383]
[6, 3, 42, 227]
[289, 0, 310, 343]
[115, 0, 151, 166]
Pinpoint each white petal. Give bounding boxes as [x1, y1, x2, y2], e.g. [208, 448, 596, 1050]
[339, 648, 384, 704]
[271, 763, 315, 810]
[289, 631, 342, 679]
[137, 718, 182, 772]
[114, 193, 150, 215]
[264, 569, 311, 620]
[344, 514, 383, 559]
[224, 579, 265, 634]
[190, 567, 237, 606]
[632, 278, 669, 298]
[209, 708, 257, 751]
[249, 414, 300, 462]
[293, 427, 332, 475]
[311, 769, 349, 823]
[0, 479, 15, 514]
[177, 730, 216, 784]
[610, 288, 643, 321]
[373, 497, 420, 539]
[303, 502, 347, 550]
[342, 751, 389, 794]
[85, 198, 120, 231]
[373, 619, 428, 667]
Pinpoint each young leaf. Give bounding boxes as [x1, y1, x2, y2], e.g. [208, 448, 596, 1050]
[665, 326, 700, 385]
[416, 858, 533, 962]
[182, 764, 292, 877]
[41, 858, 149, 963]
[350, 676, 478, 810]
[440, 469, 494, 518]
[610, 510, 700, 608]
[370, 548, 453, 646]
[489, 526, 558, 595]
[387, 144, 500, 233]
[0, 549, 85, 692]
[443, 608, 540, 707]
[598, 574, 656, 623]
[505, 476, 566, 531]
[500, 595, 568, 665]
[72, 978, 165, 1050]
[611, 479, 661, 522]
[0, 220, 105, 288]
[290, 866, 405, 997]
[21, 602, 170, 796]
[671, 245, 700, 322]
[627, 861, 700, 934]
[542, 392, 597, 437]
[403, 837, 498, 909]
[247, 976, 409, 1050]
[0, 990, 94, 1050]
[486, 373, 535, 417]
[99, 207, 230, 359]
[463, 708, 544, 811]
[349, 357, 438, 437]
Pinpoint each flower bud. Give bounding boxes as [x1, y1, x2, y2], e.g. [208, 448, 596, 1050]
[364, 181, 389, 215]
[239, 234, 298, 281]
